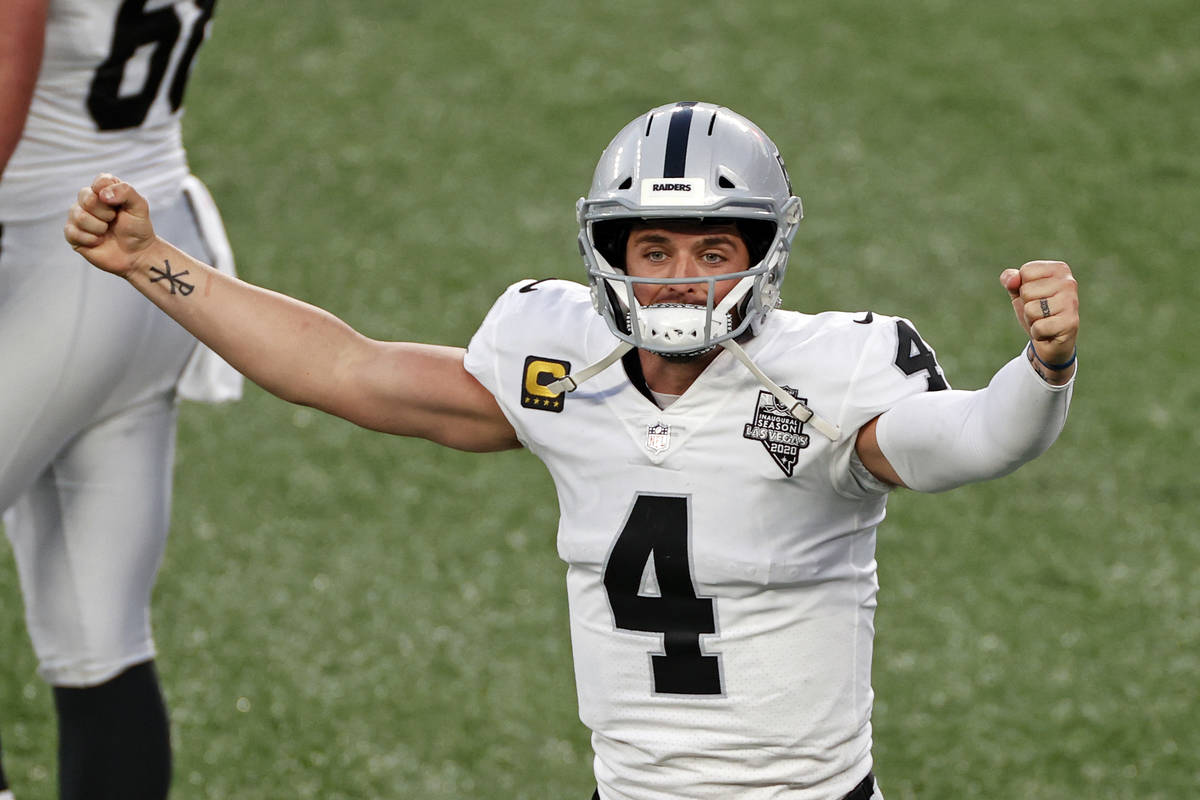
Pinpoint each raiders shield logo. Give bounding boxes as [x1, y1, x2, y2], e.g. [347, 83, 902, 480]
[743, 386, 810, 476]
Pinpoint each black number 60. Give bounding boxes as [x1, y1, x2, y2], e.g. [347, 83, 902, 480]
[86, 0, 216, 131]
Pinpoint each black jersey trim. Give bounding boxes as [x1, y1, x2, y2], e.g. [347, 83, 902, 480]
[621, 348, 656, 405]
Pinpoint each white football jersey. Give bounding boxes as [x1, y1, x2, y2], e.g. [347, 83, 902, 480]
[464, 281, 948, 800]
[0, 0, 215, 221]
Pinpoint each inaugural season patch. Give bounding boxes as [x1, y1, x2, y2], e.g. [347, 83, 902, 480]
[520, 355, 570, 412]
[743, 386, 811, 476]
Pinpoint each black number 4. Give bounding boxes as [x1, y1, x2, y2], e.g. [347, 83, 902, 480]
[603, 494, 722, 695]
[87, 0, 216, 131]
[894, 320, 947, 391]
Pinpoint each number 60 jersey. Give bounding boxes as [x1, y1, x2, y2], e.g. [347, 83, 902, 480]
[465, 280, 948, 800]
[0, 0, 215, 221]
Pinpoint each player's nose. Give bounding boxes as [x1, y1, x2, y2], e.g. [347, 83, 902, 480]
[662, 255, 708, 297]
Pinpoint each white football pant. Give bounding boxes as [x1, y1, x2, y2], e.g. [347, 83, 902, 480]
[1, 185, 217, 686]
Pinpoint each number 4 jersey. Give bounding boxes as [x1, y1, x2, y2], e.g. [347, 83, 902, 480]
[0, 0, 216, 221]
[464, 280, 948, 800]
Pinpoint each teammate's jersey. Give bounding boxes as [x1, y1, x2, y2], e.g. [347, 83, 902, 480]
[0, 0, 216, 221]
[464, 280, 948, 800]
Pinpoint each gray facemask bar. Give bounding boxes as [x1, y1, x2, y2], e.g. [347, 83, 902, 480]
[603, 270, 758, 355]
[577, 201, 799, 350]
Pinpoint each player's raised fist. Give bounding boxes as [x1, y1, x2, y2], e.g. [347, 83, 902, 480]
[999, 260, 1079, 370]
[64, 174, 156, 277]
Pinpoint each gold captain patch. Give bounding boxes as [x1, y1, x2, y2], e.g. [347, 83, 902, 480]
[521, 355, 570, 412]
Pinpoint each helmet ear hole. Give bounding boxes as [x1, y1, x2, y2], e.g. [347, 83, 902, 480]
[718, 175, 736, 189]
[618, 177, 633, 190]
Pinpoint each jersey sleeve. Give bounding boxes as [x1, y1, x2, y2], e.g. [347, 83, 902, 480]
[464, 280, 592, 448]
[462, 284, 514, 399]
[828, 315, 950, 498]
[463, 282, 529, 441]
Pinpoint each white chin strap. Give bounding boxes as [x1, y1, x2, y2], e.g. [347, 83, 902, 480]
[544, 340, 841, 444]
[544, 341, 634, 394]
[718, 339, 840, 441]
[547, 276, 839, 441]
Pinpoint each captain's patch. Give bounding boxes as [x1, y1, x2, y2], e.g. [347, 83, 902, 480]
[521, 356, 570, 412]
[743, 387, 811, 476]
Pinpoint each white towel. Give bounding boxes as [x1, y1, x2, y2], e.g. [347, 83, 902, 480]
[175, 174, 244, 403]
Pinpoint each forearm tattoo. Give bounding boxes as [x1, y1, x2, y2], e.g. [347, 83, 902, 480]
[148, 259, 194, 295]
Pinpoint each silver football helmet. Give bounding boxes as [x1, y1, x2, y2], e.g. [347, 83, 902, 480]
[577, 101, 803, 356]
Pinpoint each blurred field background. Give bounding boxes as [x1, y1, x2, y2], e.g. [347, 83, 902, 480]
[3, 0, 1198, 797]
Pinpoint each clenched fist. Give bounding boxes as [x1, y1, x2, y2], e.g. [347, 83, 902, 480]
[64, 174, 157, 277]
[1000, 260, 1079, 380]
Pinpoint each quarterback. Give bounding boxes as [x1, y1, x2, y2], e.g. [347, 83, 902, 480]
[63, 102, 1078, 799]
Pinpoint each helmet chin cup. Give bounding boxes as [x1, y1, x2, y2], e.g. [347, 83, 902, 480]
[633, 304, 732, 356]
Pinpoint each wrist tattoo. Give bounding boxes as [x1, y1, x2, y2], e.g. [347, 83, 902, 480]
[1026, 344, 1053, 382]
[148, 259, 194, 296]
[1026, 341, 1075, 383]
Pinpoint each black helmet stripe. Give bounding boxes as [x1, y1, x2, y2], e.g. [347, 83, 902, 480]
[662, 101, 697, 178]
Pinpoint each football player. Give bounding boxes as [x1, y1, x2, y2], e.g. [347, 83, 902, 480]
[63, 102, 1078, 799]
[0, 1, 239, 797]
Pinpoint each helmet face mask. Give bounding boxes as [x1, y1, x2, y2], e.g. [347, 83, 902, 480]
[578, 101, 803, 356]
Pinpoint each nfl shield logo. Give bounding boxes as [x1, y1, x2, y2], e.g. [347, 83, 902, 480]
[646, 422, 671, 454]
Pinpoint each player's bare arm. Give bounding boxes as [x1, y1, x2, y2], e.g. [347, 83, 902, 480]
[66, 175, 520, 452]
[856, 260, 1079, 489]
[0, 0, 49, 175]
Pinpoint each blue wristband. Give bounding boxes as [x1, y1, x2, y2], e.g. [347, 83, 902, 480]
[1028, 342, 1076, 371]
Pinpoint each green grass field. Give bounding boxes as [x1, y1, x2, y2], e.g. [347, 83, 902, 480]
[3, 1, 1199, 797]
